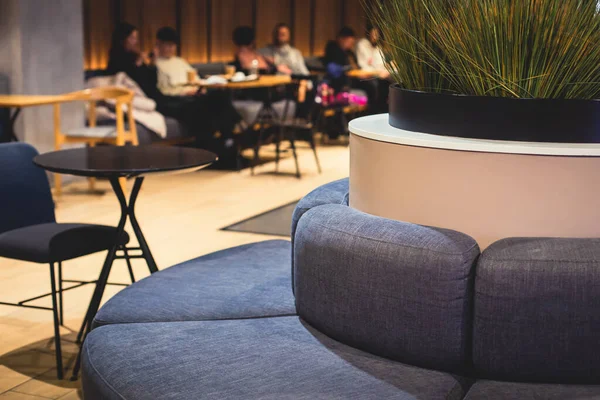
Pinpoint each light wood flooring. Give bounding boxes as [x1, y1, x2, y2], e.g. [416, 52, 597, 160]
[0, 144, 349, 399]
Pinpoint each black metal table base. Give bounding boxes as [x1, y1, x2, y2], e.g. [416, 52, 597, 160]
[71, 176, 159, 380]
[1, 107, 21, 143]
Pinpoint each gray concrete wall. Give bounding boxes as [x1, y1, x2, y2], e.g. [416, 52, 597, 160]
[0, 0, 85, 153]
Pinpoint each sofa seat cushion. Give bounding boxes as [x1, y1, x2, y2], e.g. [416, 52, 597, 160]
[464, 380, 600, 399]
[82, 316, 473, 400]
[473, 238, 600, 384]
[93, 240, 295, 328]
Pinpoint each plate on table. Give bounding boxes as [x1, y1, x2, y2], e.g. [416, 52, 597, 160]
[229, 73, 259, 83]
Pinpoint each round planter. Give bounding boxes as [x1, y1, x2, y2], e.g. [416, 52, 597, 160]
[349, 114, 600, 249]
[388, 85, 600, 143]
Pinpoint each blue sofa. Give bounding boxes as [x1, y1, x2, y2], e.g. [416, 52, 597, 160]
[81, 179, 600, 399]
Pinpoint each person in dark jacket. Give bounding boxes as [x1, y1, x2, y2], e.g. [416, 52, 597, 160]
[323, 27, 358, 92]
[107, 22, 162, 101]
[107, 23, 243, 153]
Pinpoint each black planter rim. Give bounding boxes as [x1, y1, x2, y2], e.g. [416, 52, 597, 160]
[387, 85, 600, 143]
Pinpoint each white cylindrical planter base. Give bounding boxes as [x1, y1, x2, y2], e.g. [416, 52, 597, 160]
[349, 115, 600, 249]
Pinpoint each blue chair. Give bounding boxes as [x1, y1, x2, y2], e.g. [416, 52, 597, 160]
[0, 143, 130, 379]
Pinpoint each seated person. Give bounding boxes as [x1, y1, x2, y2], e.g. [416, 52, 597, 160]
[154, 27, 198, 96]
[107, 22, 162, 101]
[259, 23, 310, 77]
[233, 26, 288, 75]
[355, 24, 390, 113]
[323, 27, 358, 92]
[356, 24, 390, 79]
[152, 27, 243, 148]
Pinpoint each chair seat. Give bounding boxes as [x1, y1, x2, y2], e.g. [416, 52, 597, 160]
[92, 240, 295, 328]
[64, 126, 117, 138]
[82, 316, 472, 400]
[0, 223, 129, 263]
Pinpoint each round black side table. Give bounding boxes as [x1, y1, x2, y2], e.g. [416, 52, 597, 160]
[34, 145, 217, 379]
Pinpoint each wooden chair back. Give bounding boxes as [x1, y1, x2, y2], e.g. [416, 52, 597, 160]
[52, 86, 138, 195]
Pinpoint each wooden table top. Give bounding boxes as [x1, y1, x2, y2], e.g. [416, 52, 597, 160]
[0, 94, 74, 107]
[196, 75, 292, 89]
[347, 69, 381, 79]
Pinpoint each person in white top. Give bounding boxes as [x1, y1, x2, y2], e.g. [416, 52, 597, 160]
[354, 24, 390, 113]
[152, 27, 244, 150]
[355, 25, 390, 80]
[154, 27, 198, 96]
[259, 23, 310, 76]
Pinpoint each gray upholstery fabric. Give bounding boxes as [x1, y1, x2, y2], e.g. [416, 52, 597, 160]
[473, 238, 600, 384]
[464, 380, 600, 399]
[294, 204, 480, 374]
[291, 178, 349, 241]
[99, 116, 188, 145]
[93, 240, 295, 328]
[291, 178, 349, 287]
[82, 316, 472, 400]
[192, 62, 227, 77]
[233, 100, 296, 125]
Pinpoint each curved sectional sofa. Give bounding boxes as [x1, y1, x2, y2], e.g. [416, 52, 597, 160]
[82, 178, 600, 399]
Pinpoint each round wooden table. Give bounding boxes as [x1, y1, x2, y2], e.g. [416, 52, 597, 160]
[0, 94, 75, 142]
[193, 74, 291, 89]
[349, 114, 600, 249]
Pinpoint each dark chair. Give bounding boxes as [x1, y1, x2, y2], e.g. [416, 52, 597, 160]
[271, 79, 322, 178]
[0, 143, 130, 379]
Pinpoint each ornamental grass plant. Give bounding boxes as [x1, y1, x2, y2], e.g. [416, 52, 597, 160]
[365, 0, 600, 99]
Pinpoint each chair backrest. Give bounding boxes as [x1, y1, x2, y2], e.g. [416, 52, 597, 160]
[54, 87, 137, 146]
[192, 62, 227, 77]
[294, 204, 480, 374]
[0, 143, 56, 234]
[473, 237, 600, 384]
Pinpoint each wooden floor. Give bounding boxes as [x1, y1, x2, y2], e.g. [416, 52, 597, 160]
[0, 144, 349, 399]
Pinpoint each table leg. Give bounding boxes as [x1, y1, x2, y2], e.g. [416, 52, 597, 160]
[126, 177, 159, 273]
[1, 107, 20, 143]
[252, 87, 291, 175]
[71, 176, 158, 380]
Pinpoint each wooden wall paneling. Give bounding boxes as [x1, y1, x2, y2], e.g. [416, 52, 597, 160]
[343, 0, 366, 39]
[209, 0, 254, 62]
[180, 0, 209, 63]
[292, 0, 312, 56]
[255, 0, 292, 49]
[313, 0, 342, 56]
[83, 0, 115, 69]
[83, 0, 369, 68]
[120, 0, 177, 54]
[120, 0, 143, 37]
[141, 0, 178, 54]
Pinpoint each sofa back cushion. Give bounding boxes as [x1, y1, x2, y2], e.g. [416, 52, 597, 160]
[192, 62, 227, 77]
[294, 204, 480, 373]
[473, 238, 600, 384]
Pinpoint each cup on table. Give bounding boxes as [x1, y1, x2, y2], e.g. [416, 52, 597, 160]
[224, 65, 236, 78]
[187, 69, 198, 83]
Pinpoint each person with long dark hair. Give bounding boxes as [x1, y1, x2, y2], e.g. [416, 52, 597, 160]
[107, 22, 161, 100]
[232, 26, 278, 74]
[355, 24, 390, 113]
[356, 24, 389, 79]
